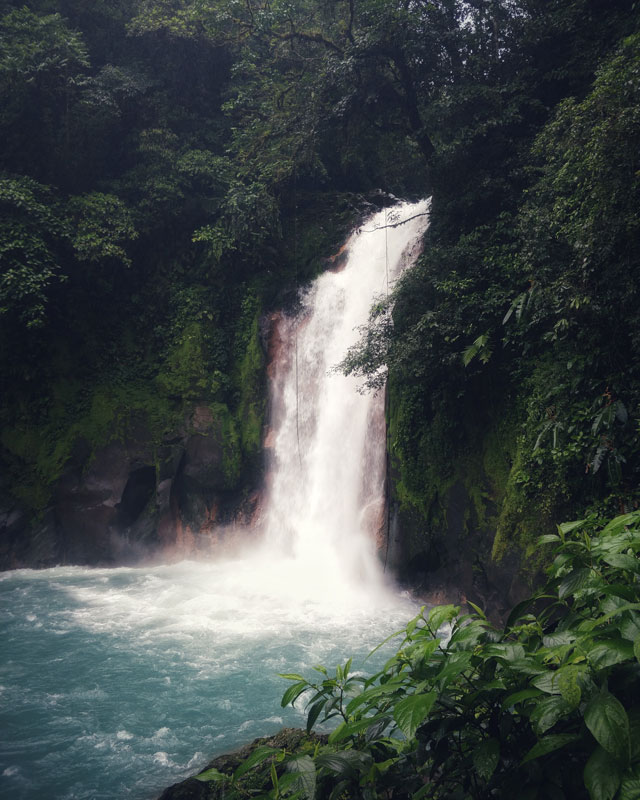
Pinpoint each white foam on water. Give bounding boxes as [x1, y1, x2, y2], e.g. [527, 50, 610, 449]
[0, 201, 430, 800]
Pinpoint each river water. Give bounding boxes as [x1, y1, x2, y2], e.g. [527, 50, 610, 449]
[0, 200, 430, 799]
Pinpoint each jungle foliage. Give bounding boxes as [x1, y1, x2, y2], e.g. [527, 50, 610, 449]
[0, 2, 638, 545]
[188, 512, 640, 800]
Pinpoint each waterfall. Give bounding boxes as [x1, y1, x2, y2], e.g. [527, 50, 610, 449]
[0, 200, 429, 800]
[254, 199, 430, 603]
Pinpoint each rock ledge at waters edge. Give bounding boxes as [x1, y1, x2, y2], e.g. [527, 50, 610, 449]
[157, 728, 326, 800]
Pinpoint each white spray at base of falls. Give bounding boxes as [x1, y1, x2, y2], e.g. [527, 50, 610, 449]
[254, 199, 431, 606]
[0, 200, 430, 800]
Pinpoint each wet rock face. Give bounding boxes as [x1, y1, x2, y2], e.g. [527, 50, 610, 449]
[0, 404, 258, 570]
[389, 481, 532, 624]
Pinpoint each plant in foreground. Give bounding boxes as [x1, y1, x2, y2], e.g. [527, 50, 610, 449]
[195, 511, 640, 800]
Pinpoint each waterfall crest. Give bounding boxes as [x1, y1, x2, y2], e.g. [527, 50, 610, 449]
[255, 199, 430, 603]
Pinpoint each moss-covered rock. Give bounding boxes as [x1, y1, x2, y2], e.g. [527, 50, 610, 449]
[157, 729, 326, 800]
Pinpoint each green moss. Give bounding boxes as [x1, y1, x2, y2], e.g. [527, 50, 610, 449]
[1, 380, 182, 514]
[206, 401, 241, 489]
[235, 309, 265, 459]
[155, 320, 221, 400]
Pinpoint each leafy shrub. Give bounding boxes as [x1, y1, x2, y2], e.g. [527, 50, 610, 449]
[196, 512, 640, 799]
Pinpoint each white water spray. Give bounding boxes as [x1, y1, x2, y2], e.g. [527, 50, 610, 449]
[255, 199, 430, 605]
[0, 200, 430, 800]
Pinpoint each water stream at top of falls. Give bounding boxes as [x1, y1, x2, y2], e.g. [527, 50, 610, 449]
[256, 198, 431, 604]
[0, 199, 430, 800]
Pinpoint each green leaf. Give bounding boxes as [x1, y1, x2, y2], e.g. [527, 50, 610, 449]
[602, 553, 640, 572]
[472, 737, 500, 780]
[587, 639, 635, 669]
[558, 519, 586, 536]
[286, 755, 316, 800]
[530, 695, 573, 734]
[557, 666, 582, 708]
[393, 692, 437, 739]
[281, 681, 308, 708]
[484, 643, 525, 662]
[531, 671, 561, 694]
[316, 750, 370, 778]
[436, 651, 472, 688]
[502, 688, 543, 708]
[328, 713, 390, 744]
[345, 679, 405, 716]
[634, 638, 640, 664]
[306, 699, 326, 733]
[584, 745, 622, 800]
[620, 613, 640, 642]
[522, 733, 580, 764]
[279, 673, 307, 681]
[194, 767, 226, 783]
[601, 513, 639, 536]
[539, 534, 562, 545]
[466, 600, 487, 619]
[584, 692, 630, 762]
[233, 746, 279, 780]
[428, 604, 459, 632]
[619, 774, 640, 800]
[558, 567, 593, 599]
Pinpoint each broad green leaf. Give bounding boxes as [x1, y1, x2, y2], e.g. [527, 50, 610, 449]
[428, 605, 459, 632]
[559, 567, 593, 599]
[522, 733, 580, 763]
[472, 737, 500, 780]
[194, 767, 226, 783]
[630, 710, 640, 762]
[448, 620, 488, 649]
[558, 519, 586, 536]
[619, 775, 640, 800]
[531, 671, 561, 694]
[316, 750, 370, 778]
[233, 746, 279, 780]
[345, 678, 406, 716]
[306, 699, 325, 733]
[584, 745, 622, 800]
[436, 651, 472, 688]
[539, 534, 562, 545]
[510, 658, 546, 676]
[393, 691, 437, 739]
[586, 603, 640, 631]
[281, 681, 308, 708]
[405, 638, 441, 667]
[328, 780, 350, 800]
[602, 553, 640, 572]
[587, 639, 635, 669]
[619, 614, 640, 642]
[279, 673, 307, 681]
[557, 666, 581, 708]
[584, 692, 630, 762]
[542, 631, 576, 647]
[484, 643, 525, 662]
[601, 513, 639, 536]
[502, 688, 543, 708]
[328, 713, 389, 744]
[286, 755, 316, 800]
[530, 695, 573, 734]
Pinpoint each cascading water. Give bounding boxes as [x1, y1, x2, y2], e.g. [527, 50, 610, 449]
[259, 198, 430, 600]
[0, 200, 429, 800]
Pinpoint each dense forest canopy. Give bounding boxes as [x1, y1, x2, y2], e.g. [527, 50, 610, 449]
[0, 0, 638, 575]
[2, 2, 640, 797]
